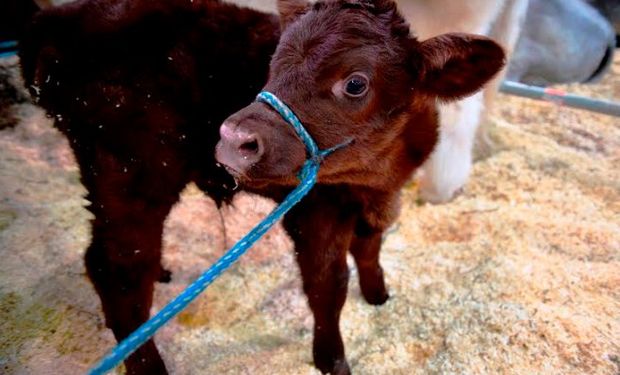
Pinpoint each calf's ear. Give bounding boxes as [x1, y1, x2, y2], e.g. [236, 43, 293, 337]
[277, 0, 309, 30]
[416, 33, 505, 101]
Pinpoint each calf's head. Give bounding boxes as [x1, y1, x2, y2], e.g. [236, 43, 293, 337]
[216, 0, 505, 188]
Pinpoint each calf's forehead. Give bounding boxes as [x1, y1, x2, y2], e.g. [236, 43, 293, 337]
[270, 7, 399, 79]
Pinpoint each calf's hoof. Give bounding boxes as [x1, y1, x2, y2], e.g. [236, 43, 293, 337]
[315, 358, 351, 375]
[362, 287, 389, 306]
[124, 340, 168, 375]
[358, 269, 390, 305]
[158, 267, 172, 283]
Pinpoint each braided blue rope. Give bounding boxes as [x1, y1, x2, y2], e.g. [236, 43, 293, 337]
[0, 41, 18, 49]
[257, 91, 352, 165]
[0, 40, 18, 59]
[88, 91, 348, 374]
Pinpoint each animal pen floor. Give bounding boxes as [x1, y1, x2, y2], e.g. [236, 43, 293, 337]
[1, 52, 619, 374]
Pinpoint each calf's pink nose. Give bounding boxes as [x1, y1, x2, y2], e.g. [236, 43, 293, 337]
[216, 122, 264, 172]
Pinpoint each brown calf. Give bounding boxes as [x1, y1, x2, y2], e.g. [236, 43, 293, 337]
[20, 0, 504, 374]
[217, 0, 504, 373]
[20, 0, 278, 373]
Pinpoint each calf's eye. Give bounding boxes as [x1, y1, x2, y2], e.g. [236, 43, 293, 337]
[344, 73, 369, 97]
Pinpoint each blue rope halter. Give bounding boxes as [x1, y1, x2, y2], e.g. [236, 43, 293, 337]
[88, 91, 350, 374]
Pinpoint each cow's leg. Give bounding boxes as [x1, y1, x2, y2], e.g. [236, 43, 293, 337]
[350, 224, 389, 305]
[283, 192, 356, 375]
[80, 147, 187, 375]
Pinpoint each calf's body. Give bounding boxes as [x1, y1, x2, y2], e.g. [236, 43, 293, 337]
[22, 0, 504, 373]
[218, 0, 504, 373]
[21, 0, 278, 372]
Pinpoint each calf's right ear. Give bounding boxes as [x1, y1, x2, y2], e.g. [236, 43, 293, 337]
[277, 0, 309, 30]
[416, 33, 505, 101]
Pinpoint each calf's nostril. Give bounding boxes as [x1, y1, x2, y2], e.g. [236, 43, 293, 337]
[240, 139, 259, 153]
[238, 137, 262, 159]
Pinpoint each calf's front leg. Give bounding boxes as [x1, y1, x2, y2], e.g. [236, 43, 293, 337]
[349, 192, 400, 305]
[350, 222, 389, 306]
[283, 192, 356, 375]
[79, 147, 187, 375]
[85, 229, 168, 375]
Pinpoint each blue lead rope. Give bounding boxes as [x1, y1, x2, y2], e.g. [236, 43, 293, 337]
[88, 91, 348, 374]
[0, 40, 18, 59]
